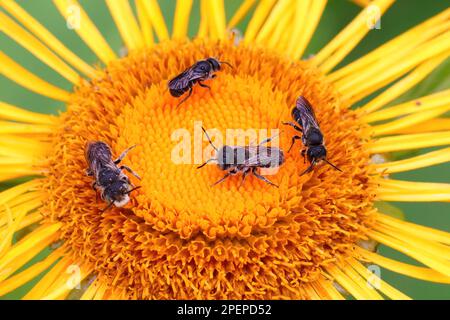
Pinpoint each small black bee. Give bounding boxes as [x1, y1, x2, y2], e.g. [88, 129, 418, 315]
[283, 96, 341, 176]
[198, 127, 285, 187]
[85, 141, 141, 210]
[168, 57, 232, 107]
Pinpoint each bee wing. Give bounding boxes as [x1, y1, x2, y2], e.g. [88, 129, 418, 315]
[296, 96, 321, 134]
[168, 69, 192, 90]
[244, 146, 279, 167]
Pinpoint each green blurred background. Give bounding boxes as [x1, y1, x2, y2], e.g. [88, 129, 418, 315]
[1, 0, 449, 299]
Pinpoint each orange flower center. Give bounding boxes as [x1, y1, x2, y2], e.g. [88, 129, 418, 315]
[42, 39, 376, 299]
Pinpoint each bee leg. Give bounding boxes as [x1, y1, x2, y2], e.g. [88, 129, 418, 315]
[114, 145, 137, 164]
[282, 122, 302, 132]
[211, 172, 231, 187]
[300, 161, 315, 176]
[198, 81, 211, 90]
[101, 201, 115, 212]
[120, 165, 141, 180]
[252, 168, 279, 188]
[288, 136, 302, 153]
[91, 182, 99, 202]
[176, 87, 193, 108]
[301, 149, 307, 163]
[238, 170, 250, 189]
[258, 132, 281, 146]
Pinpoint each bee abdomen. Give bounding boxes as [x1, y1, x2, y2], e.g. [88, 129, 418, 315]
[170, 88, 186, 97]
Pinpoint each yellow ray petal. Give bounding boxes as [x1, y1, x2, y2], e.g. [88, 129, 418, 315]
[340, 32, 450, 101]
[138, 0, 169, 41]
[357, 248, 450, 284]
[1, 0, 96, 78]
[291, 0, 327, 61]
[255, 0, 293, 43]
[0, 135, 49, 159]
[368, 131, 450, 153]
[0, 121, 54, 135]
[23, 256, 73, 300]
[0, 204, 13, 257]
[244, 0, 277, 42]
[362, 89, 450, 122]
[374, 147, 450, 174]
[0, 223, 61, 283]
[352, 0, 371, 6]
[326, 265, 378, 300]
[0, 11, 80, 84]
[92, 282, 109, 300]
[368, 230, 450, 276]
[172, 0, 193, 39]
[265, 7, 294, 51]
[314, 277, 345, 300]
[378, 190, 450, 202]
[207, 0, 226, 40]
[0, 198, 42, 230]
[0, 169, 39, 183]
[374, 224, 450, 263]
[53, 0, 117, 65]
[396, 118, 450, 134]
[375, 213, 450, 246]
[0, 223, 61, 265]
[318, 27, 368, 73]
[0, 197, 41, 231]
[313, 0, 395, 71]
[377, 179, 450, 192]
[197, 0, 209, 38]
[1, 211, 42, 236]
[105, 0, 144, 50]
[41, 263, 93, 300]
[369, 106, 450, 136]
[0, 180, 40, 205]
[227, 0, 257, 29]
[358, 53, 448, 113]
[340, 263, 384, 299]
[0, 102, 55, 125]
[135, 0, 154, 47]
[0, 51, 71, 102]
[348, 258, 411, 300]
[285, 0, 311, 58]
[328, 10, 450, 81]
[0, 248, 62, 297]
[80, 278, 99, 300]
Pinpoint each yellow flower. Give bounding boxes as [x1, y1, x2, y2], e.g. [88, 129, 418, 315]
[1, 0, 449, 300]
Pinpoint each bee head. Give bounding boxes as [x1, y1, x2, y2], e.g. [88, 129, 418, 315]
[217, 146, 235, 170]
[195, 60, 213, 74]
[307, 145, 327, 163]
[206, 58, 221, 71]
[103, 180, 131, 208]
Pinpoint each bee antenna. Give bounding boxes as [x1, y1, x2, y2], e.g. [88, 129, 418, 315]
[201, 127, 219, 152]
[220, 61, 234, 69]
[324, 159, 342, 172]
[197, 158, 217, 169]
[126, 186, 142, 195]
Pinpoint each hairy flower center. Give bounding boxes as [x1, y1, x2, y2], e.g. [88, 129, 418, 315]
[42, 39, 376, 299]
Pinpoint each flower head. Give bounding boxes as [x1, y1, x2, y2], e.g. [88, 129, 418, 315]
[1, 0, 449, 299]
